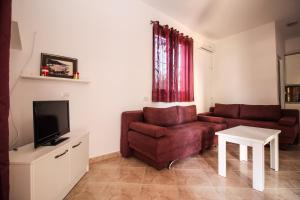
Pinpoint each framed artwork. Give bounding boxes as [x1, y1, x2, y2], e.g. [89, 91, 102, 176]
[40, 53, 78, 78]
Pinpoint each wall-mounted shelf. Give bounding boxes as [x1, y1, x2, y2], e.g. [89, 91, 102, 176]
[21, 74, 91, 84]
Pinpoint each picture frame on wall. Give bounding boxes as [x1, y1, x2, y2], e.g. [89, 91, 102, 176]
[40, 53, 78, 79]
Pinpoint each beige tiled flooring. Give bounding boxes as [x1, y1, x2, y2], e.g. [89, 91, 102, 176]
[65, 144, 300, 200]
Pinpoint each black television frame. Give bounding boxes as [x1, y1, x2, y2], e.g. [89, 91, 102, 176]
[33, 100, 70, 148]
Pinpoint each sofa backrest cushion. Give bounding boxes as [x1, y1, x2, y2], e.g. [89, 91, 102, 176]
[143, 106, 178, 127]
[178, 105, 197, 124]
[214, 103, 240, 118]
[240, 104, 281, 121]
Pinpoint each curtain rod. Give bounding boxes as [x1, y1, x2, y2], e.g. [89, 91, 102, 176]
[150, 20, 193, 39]
[150, 20, 158, 24]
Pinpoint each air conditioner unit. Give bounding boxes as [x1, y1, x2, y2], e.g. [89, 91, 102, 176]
[199, 42, 215, 53]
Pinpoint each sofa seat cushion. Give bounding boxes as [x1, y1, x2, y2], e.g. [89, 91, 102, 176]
[143, 106, 178, 127]
[197, 121, 227, 146]
[225, 118, 299, 143]
[240, 104, 281, 121]
[128, 122, 211, 160]
[214, 103, 240, 118]
[197, 121, 227, 132]
[178, 105, 197, 124]
[129, 122, 167, 138]
[173, 122, 214, 150]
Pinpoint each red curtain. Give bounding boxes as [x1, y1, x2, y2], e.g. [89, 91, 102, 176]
[152, 21, 194, 102]
[0, 0, 11, 199]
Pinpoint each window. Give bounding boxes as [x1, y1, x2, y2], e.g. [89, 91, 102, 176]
[152, 22, 194, 102]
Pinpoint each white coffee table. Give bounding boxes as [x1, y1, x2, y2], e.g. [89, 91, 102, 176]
[216, 125, 281, 191]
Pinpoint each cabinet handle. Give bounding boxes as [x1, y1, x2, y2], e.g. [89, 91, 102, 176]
[72, 142, 82, 149]
[54, 150, 68, 159]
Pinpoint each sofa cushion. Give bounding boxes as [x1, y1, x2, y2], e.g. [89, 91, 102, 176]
[278, 116, 297, 126]
[214, 103, 240, 118]
[128, 121, 211, 160]
[240, 104, 281, 121]
[143, 106, 178, 127]
[129, 122, 167, 138]
[198, 115, 225, 124]
[178, 105, 197, 124]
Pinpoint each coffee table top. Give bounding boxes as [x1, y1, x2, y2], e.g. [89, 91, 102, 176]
[216, 125, 281, 144]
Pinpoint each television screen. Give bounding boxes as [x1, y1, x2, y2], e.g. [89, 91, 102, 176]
[33, 100, 70, 148]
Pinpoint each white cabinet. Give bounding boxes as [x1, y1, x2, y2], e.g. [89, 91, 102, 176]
[70, 135, 89, 187]
[34, 146, 70, 200]
[9, 131, 89, 200]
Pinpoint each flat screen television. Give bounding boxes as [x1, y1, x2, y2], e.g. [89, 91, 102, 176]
[33, 100, 70, 148]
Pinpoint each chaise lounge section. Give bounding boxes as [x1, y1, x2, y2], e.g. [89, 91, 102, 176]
[121, 105, 214, 170]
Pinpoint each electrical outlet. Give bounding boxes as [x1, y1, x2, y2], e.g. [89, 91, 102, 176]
[61, 92, 70, 99]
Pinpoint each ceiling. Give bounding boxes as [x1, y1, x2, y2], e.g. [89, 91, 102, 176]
[140, 0, 300, 40]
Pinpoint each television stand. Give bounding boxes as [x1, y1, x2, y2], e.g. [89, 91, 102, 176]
[9, 131, 89, 200]
[42, 137, 69, 146]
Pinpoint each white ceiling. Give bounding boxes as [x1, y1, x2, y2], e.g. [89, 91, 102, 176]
[140, 0, 300, 40]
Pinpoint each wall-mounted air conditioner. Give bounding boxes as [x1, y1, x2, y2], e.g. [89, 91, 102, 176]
[199, 42, 215, 53]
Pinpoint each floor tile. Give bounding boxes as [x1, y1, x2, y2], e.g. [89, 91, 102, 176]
[65, 144, 300, 200]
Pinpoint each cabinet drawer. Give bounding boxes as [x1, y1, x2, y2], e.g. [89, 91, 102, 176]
[70, 134, 89, 184]
[33, 145, 70, 200]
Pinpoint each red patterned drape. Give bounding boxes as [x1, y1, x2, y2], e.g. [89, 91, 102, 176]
[0, 0, 11, 199]
[152, 21, 194, 102]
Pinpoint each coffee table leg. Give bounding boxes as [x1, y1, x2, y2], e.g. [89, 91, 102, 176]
[253, 143, 265, 191]
[270, 135, 279, 171]
[240, 144, 248, 161]
[218, 136, 226, 177]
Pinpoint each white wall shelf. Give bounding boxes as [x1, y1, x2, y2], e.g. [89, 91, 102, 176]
[21, 74, 91, 84]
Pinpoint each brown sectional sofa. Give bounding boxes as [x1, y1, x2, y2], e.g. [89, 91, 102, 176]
[198, 103, 300, 147]
[121, 105, 214, 170]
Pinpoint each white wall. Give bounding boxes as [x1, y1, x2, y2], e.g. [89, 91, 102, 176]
[213, 22, 278, 105]
[285, 36, 300, 53]
[10, 0, 212, 157]
[286, 54, 300, 84]
[284, 36, 300, 112]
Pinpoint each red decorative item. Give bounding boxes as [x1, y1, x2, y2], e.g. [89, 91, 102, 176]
[41, 66, 49, 76]
[73, 72, 80, 79]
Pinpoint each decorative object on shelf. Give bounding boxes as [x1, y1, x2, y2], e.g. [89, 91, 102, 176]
[41, 66, 49, 76]
[41, 53, 78, 79]
[73, 71, 80, 79]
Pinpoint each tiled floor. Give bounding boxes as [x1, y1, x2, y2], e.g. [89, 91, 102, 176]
[65, 144, 300, 200]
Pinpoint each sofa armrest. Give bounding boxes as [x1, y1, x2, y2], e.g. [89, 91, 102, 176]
[121, 111, 144, 157]
[282, 109, 299, 123]
[129, 122, 167, 138]
[198, 115, 225, 124]
[198, 112, 214, 116]
[278, 116, 297, 126]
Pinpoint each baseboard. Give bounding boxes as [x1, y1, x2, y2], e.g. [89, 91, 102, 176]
[89, 151, 121, 164]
